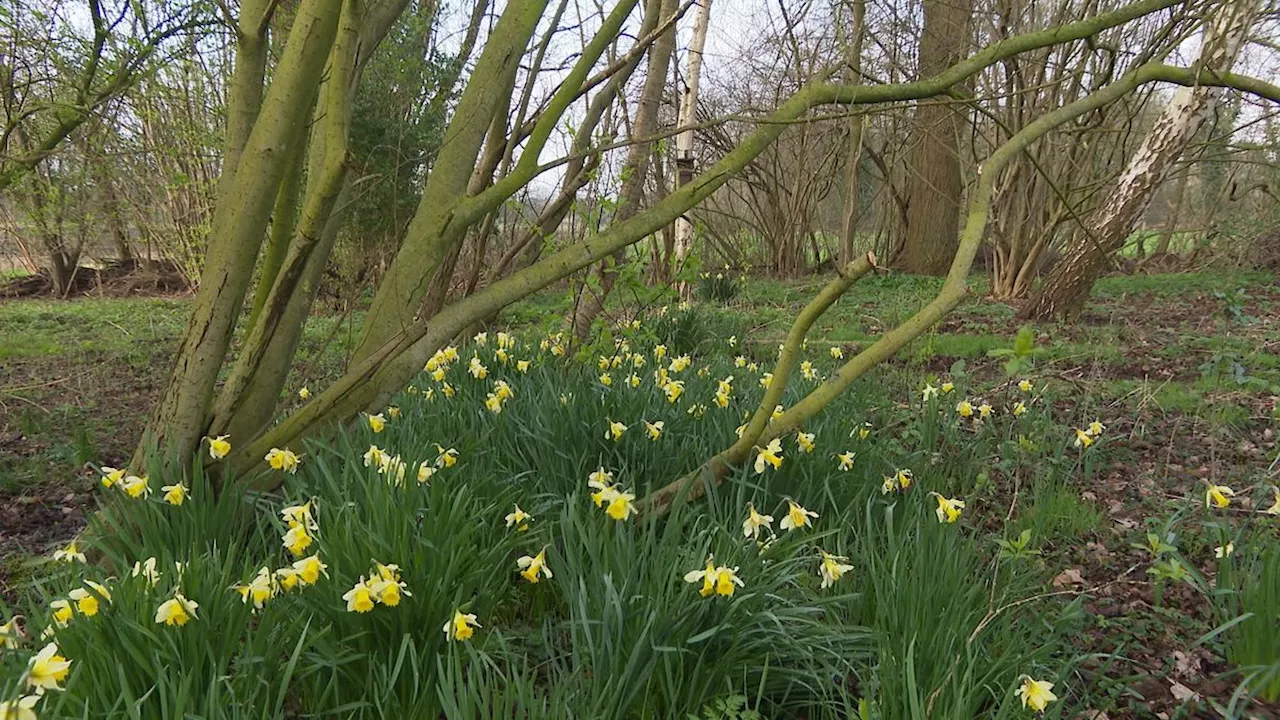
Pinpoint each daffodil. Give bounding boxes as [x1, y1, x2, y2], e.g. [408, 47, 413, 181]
[363, 445, 389, 470]
[605, 419, 627, 441]
[442, 610, 481, 641]
[796, 431, 816, 453]
[631, 354, 645, 368]
[1018, 379, 1032, 392]
[1073, 429, 1093, 448]
[265, 447, 301, 473]
[587, 467, 615, 504]
[1205, 484, 1234, 509]
[206, 434, 231, 460]
[978, 403, 993, 419]
[25, 642, 71, 692]
[1015, 676, 1058, 712]
[727, 335, 737, 347]
[941, 381, 954, 394]
[599, 373, 613, 387]
[233, 567, 275, 610]
[155, 593, 198, 626]
[644, 420, 664, 440]
[819, 550, 853, 589]
[121, 474, 150, 498]
[369, 562, 410, 606]
[801, 360, 817, 381]
[52, 540, 85, 564]
[626, 373, 641, 388]
[517, 549, 553, 584]
[281, 500, 318, 530]
[855, 422, 872, 440]
[292, 554, 328, 585]
[654, 345, 667, 361]
[485, 394, 504, 413]
[516, 359, 531, 373]
[1, 616, 24, 649]
[687, 403, 707, 418]
[683, 556, 743, 597]
[68, 581, 110, 617]
[835, 451, 855, 471]
[759, 372, 773, 389]
[663, 379, 685, 403]
[771, 404, 785, 420]
[439, 381, 455, 398]
[922, 384, 938, 402]
[343, 578, 376, 613]
[1012, 401, 1027, 417]
[1087, 419, 1105, 436]
[780, 500, 818, 531]
[754, 439, 783, 474]
[468, 356, 488, 379]
[742, 504, 774, 539]
[417, 461, 436, 484]
[161, 482, 189, 506]
[434, 445, 458, 468]
[366, 413, 387, 433]
[275, 567, 301, 592]
[1266, 487, 1280, 515]
[99, 466, 125, 488]
[283, 525, 313, 557]
[473, 332, 487, 346]
[386, 405, 400, 419]
[747, 362, 759, 373]
[131, 557, 160, 586]
[895, 468, 913, 490]
[1214, 543, 1234, 558]
[930, 492, 966, 523]
[0, 694, 39, 720]
[298, 387, 311, 400]
[830, 346, 844, 359]
[956, 399, 973, 417]
[669, 355, 691, 373]
[431, 367, 447, 382]
[605, 490, 636, 521]
[734, 355, 747, 367]
[49, 600, 72, 628]
[505, 505, 532, 531]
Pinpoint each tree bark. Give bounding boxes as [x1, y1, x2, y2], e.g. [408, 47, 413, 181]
[837, 0, 867, 267]
[897, 0, 972, 275]
[671, 0, 712, 299]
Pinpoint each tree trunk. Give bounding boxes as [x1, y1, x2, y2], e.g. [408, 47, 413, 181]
[671, 0, 712, 299]
[1021, 0, 1258, 320]
[568, 0, 680, 338]
[837, 0, 866, 267]
[897, 0, 972, 276]
[1153, 167, 1190, 254]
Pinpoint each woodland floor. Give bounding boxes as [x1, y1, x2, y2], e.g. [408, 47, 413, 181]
[1, 268, 1277, 718]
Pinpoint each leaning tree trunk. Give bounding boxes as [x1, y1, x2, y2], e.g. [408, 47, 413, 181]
[1020, 0, 1258, 320]
[897, 0, 972, 275]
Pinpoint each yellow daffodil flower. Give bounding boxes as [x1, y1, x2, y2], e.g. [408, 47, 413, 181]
[780, 500, 818, 531]
[155, 593, 198, 626]
[25, 642, 71, 692]
[417, 461, 436, 484]
[835, 451, 855, 471]
[1, 617, 24, 649]
[131, 557, 160, 586]
[747, 362, 759, 373]
[292, 554, 328, 585]
[343, 578, 376, 613]
[819, 550, 853, 589]
[434, 445, 458, 468]
[645, 420, 665, 440]
[468, 356, 488, 379]
[759, 372, 773, 389]
[895, 468, 913, 490]
[599, 373, 613, 387]
[363, 445, 389, 470]
[742, 504, 774, 539]
[68, 581, 111, 617]
[663, 379, 685, 404]
[754, 439, 784, 474]
[855, 422, 872, 440]
[688, 403, 707, 418]
[99, 466, 125, 488]
[727, 335, 737, 347]
[52, 540, 85, 564]
[771, 404, 785, 420]
[121, 474, 150, 498]
[369, 562, 410, 606]
[956, 399, 973, 417]
[1087, 420, 1105, 436]
[432, 367, 446, 382]
[517, 549, 552, 584]
[626, 373, 641, 388]
[473, 332, 487, 346]
[1012, 401, 1027, 417]
[1214, 543, 1234, 558]
[440, 381, 456, 398]
[386, 405, 400, 419]
[734, 355, 747, 367]
[1205, 484, 1235, 509]
[801, 361, 817, 381]
[282, 525, 313, 557]
[161, 482, 189, 506]
[516, 360, 531, 373]
[796, 431, 816, 453]
[281, 500, 317, 530]
[922, 384, 938, 402]
[1015, 677, 1058, 712]
[669, 355, 691, 373]
[366, 413, 387, 433]
[941, 381, 954, 394]
[605, 419, 627, 441]
[444, 610, 480, 641]
[830, 346, 844, 359]
[930, 492, 966, 523]
[505, 505, 532, 531]
[233, 567, 275, 610]
[265, 448, 301, 473]
[0, 694, 39, 720]
[1073, 429, 1093, 448]
[206, 434, 231, 460]
[683, 556, 744, 597]
[298, 387, 311, 400]
[485, 394, 504, 413]
[275, 567, 300, 592]
[49, 600, 72, 628]
[606, 490, 636, 521]
[1018, 379, 1032, 392]
[495, 349, 509, 364]
[654, 345, 667, 360]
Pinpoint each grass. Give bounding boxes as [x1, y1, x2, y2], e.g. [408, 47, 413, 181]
[1, 268, 1277, 717]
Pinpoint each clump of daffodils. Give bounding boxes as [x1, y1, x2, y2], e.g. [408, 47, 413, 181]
[683, 555, 744, 598]
[344, 561, 411, 612]
[586, 468, 635, 521]
[881, 468, 913, 494]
